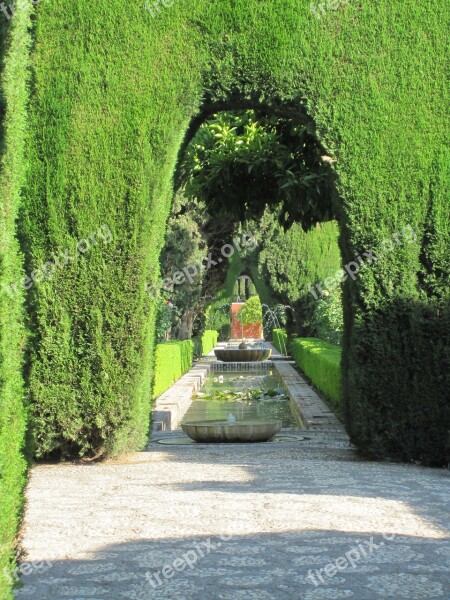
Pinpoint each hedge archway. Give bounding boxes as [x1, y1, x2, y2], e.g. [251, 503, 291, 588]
[1, 0, 448, 465]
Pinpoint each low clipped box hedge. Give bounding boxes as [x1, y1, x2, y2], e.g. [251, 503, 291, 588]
[292, 338, 342, 407]
[200, 330, 218, 356]
[152, 341, 194, 399]
[272, 329, 288, 354]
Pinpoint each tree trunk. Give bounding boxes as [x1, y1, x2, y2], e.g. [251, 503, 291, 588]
[176, 310, 195, 340]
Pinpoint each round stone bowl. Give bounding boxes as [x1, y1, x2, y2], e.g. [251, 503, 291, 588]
[181, 420, 282, 443]
[214, 348, 272, 362]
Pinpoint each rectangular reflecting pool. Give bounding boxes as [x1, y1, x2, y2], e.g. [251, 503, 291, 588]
[180, 370, 299, 429]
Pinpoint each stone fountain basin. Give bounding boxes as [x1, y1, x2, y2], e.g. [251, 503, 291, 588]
[181, 419, 282, 443]
[214, 348, 272, 362]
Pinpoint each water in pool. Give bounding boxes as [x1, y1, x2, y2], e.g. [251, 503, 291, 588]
[181, 370, 298, 428]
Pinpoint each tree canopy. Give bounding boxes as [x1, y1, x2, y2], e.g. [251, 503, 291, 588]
[181, 111, 334, 228]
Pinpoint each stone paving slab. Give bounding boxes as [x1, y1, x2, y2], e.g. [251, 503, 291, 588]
[15, 433, 450, 600]
[273, 359, 344, 433]
[151, 363, 211, 431]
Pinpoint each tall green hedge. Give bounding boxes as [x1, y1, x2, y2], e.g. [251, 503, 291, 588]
[257, 214, 342, 335]
[346, 299, 450, 464]
[152, 340, 194, 400]
[2, 0, 448, 466]
[0, 6, 31, 598]
[292, 338, 343, 408]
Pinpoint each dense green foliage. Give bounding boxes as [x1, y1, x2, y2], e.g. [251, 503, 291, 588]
[1, 0, 448, 472]
[232, 276, 257, 302]
[154, 297, 174, 342]
[152, 341, 194, 400]
[292, 338, 343, 408]
[0, 7, 31, 597]
[182, 110, 333, 226]
[236, 296, 263, 326]
[0, 3, 448, 589]
[418, 149, 450, 299]
[272, 329, 289, 355]
[158, 193, 208, 339]
[257, 213, 342, 335]
[311, 289, 344, 346]
[205, 252, 245, 340]
[199, 330, 219, 356]
[346, 299, 450, 464]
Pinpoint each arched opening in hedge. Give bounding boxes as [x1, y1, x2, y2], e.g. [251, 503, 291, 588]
[163, 106, 344, 345]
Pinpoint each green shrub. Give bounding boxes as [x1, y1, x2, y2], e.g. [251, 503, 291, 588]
[155, 299, 174, 342]
[257, 213, 342, 336]
[345, 299, 450, 465]
[200, 330, 218, 356]
[152, 340, 194, 400]
[0, 6, 32, 598]
[292, 338, 342, 408]
[248, 280, 257, 298]
[272, 329, 288, 355]
[236, 296, 262, 325]
[311, 290, 344, 346]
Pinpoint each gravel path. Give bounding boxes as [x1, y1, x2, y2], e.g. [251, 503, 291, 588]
[14, 382, 450, 599]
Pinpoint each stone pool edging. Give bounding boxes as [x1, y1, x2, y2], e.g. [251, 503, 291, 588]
[151, 360, 276, 432]
[151, 362, 212, 431]
[151, 350, 344, 434]
[272, 360, 344, 432]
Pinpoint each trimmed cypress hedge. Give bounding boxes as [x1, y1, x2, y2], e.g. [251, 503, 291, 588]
[345, 299, 450, 465]
[0, 0, 447, 466]
[272, 329, 288, 355]
[152, 341, 194, 400]
[0, 3, 447, 597]
[0, 6, 32, 598]
[200, 330, 219, 356]
[292, 338, 343, 408]
[258, 217, 342, 336]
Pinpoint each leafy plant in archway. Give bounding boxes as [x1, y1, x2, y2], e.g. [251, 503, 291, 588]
[181, 110, 334, 227]
[236, 296, 263, 327]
